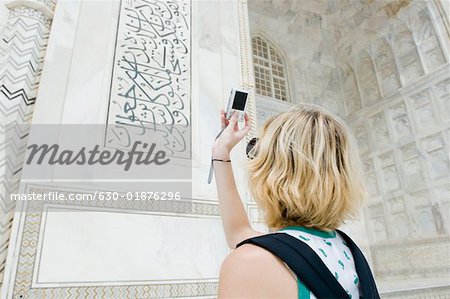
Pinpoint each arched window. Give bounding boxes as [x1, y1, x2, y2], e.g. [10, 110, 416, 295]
[251, 35, 289, 101]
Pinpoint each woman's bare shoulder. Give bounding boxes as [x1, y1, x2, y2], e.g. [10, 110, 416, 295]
[218, 243, 297, 298]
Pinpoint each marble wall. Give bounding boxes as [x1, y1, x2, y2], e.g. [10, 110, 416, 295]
[1, 0, 255, 298]
[0, 5, 9, 34]
[248, 0, 450, 296]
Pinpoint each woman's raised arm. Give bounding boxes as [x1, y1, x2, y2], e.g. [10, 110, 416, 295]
[212, 110, 262, 249]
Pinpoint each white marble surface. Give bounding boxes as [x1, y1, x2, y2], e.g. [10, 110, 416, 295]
[3, 0, 249, 298]
[191, 0, 249, 202]
[0, 4, 10, 35]
[33, 205, 227, 286]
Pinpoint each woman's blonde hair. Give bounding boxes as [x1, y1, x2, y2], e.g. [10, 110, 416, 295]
[247, 103, 366, 231]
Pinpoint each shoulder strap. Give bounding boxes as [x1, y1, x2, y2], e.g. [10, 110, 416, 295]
[236, 233, 350, 298]
[336, 229, 380, 299]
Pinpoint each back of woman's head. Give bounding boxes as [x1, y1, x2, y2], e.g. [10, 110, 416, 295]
[247, 103, 366, 231]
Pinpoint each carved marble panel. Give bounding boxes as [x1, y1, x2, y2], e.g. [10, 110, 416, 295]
[432, 77, 450, 121]
[406, 6, 446, 72]
[106, 0, 191, 158]
[372, 218, 389, 242]
[353, 123, 370, 154]
[367, 203, 388, 242]
[388, 196, 405, 214]
[370, 112, 391, 149]
[372, 37, 401, 96]
[366, 172, 380, 198]
[435, 185, 450, 231]
[410, 190, 431, 208]
[379, 152, 400, 192]
[388, 102, 413, 141]
[420, 133, 449, 179]
[391, 24, 424, 85]
[409, 88, 439, 132]
[420, 35, 446, 72]
[400, 142, 425, 189]
[321, 68, 344, 116]
[355, 50, 380, 106]
[369, 204, 385, 218]
[362, 158, 379, 197]
[341, 68, 362, 115]
[392, 213, 410, 239]
[371, 236, 450, 279]
[416, 206, 439, 235]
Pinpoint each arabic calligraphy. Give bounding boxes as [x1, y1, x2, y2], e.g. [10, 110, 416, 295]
[107, 0, 190, 159]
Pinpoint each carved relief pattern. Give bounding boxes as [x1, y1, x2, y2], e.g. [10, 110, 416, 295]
[410, 190, 431, 208]
[359, 85, 449, 282]
[433, 77, 450, 121]
[372, 38, 401, 96]
[367, 203, 388, 242]
[388, 196, 405, 214]
[435, 185, 450, 231]
[400, 142, 424, 188]
[248, 0, 450, 291]
[411, 190, 444, 237]
[389, 102, 413, 140]
[390, 24, 424, 85]
[392, 212, 410, 239]
[322, 68, 344, 116]
[341, 68, 362, 115]
[415, 205, 439, 235]
[354, 123, 369, 154]
[420, 133, 449, 179]
[248, 4, 450, 298]
[379, 152, 400, 192]
[107, 0, 191, 158]
[370, 236, 450, 279]
[405, 5, 446, 72]
[355, 50, 380, 106]
[362, 158, 379, 197]
[409, 89, 438, 131]
[370, 113, 391, 148]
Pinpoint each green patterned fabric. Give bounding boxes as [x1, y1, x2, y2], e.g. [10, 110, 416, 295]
[278, 226, 360, 299]
[280, 226, 336, 238]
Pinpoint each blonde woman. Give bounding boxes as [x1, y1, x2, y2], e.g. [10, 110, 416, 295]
[212, 104, 378, 298]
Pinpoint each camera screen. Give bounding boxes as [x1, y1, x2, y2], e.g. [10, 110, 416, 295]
[232, 91, 248, 110]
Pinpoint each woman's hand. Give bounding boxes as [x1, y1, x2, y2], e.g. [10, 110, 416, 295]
[212, 110, 251, 159]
